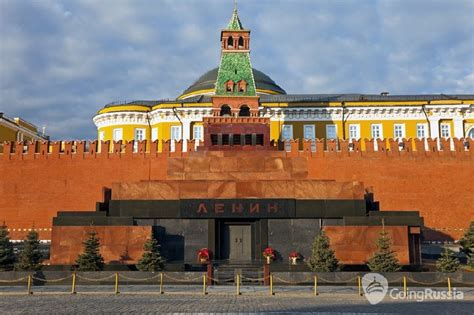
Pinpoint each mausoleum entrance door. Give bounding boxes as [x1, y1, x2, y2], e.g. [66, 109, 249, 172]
[226, 225, 252, 261]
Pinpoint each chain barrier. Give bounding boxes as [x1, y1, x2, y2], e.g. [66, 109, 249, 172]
[0, 277, 28, 283]
[272, 275, 313, 285]
[31, 275, 72, 283]
[315, 275, 360, 284]
[240, 275, 269, 282]
[405, 276, 447, 286]
[75, 274, 116, 282]
[118, 274, 162, 282]
[207, 276, 235, 284]
[162, 274, 203, 283]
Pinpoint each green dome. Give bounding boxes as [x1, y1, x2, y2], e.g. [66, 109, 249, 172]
[180, 67, 286, 98]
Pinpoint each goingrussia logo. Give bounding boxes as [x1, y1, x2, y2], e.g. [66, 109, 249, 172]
[362, 273, 388, 304]
[362, 273, 464, 305]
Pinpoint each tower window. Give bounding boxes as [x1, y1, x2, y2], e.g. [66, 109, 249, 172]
[238, 105, 250, 117]
[238, 36, 244, 48]
[220, 104, 232, 116]
[227, 36, 234, 48]
[225, 80, 234, 92]
[238, 80, 247, 92]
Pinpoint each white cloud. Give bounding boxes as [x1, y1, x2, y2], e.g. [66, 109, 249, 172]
[0, 0, 472, 139]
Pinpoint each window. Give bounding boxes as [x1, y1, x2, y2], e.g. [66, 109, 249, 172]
[239, 105, 250, 117]
[113, 128, 123, 141]
[170, 126, 181, 151]
[151, 128, 158, 142]
[416, 124, 427, 138]
[134, 128, 145, 141]
[303, 125, 315, 140]
[220, 105, 232, 116]
[99, 131, 104, 141]
[468, 128, 474, 139]
[133, 128, 145, 152]
[348, 124, 360, 140]
[393, 124, 405, 139]
[326, 124, 337, 139]
[371, 124, 383, 139]
[281, 125, 293, 140]
[193, 125, 203, 141]
[440, 123, 450, 138]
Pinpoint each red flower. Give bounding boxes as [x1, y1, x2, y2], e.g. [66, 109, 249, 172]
[263, 247, 275, 258]
[289, 251, 299, 259]
[198, 248, 210, 260]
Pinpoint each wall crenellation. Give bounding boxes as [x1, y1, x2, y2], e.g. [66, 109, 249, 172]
[2, 138, 472, 160]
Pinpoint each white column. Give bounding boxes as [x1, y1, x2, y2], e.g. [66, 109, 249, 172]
[453, 117, 464, 138]
[428, 117, 439, 139]
[182, 120, 191, 152]
[428, 117, 440, 150]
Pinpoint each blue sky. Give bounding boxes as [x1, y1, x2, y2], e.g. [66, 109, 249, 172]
[1, 0, 473, 140]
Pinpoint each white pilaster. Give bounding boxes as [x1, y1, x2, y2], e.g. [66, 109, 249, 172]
[428, 117, 439, 139]
[182, 120, 191, 152]
[453, 117, 464, 138]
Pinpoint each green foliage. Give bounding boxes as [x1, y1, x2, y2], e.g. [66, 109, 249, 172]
[15, 230, 42, 271]
[367, 230, 401, 272]
[307, 230, 339, 272]
[436, 246, 460, 273]
[459, 222, 474, 268]
[0, 224, 15, 271]
[137, 238, 165, 272]
[215, 53, 256, 96]
[75, 231, 104, 271]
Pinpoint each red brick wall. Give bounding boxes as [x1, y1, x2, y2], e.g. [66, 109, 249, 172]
[49, 226, 151, 265]
[0, 139, 472, 241]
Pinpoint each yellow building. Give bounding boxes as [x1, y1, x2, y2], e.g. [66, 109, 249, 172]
[93, 10, 474, 151]
[0, 113, 48, 153]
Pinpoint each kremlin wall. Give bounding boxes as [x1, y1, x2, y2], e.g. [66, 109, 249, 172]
[0, 137, 471, 245]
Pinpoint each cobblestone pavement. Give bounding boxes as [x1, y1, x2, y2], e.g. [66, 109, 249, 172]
[0, 286, 473, 314]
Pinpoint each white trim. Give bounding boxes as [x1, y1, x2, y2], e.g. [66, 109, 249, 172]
[113, 128, 123, 141]
[348, 124, 360, 140]
[371, 123, 383, 139]
[151, 128, 158, 141]
[393, 123, 406, 139]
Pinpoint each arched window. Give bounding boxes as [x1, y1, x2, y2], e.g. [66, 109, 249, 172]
[225, 80, 234, 92]
[220, 105, 232, 116]
[238, 36, 244, 48]
[227, 37, 234, 48]
[468, 128, 474, 139]
[239, 105, 250, 117]
[238, 80, 247, 93]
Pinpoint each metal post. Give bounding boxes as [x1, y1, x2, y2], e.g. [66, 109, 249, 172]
[358, 276, 363, 296]
[27, 274, 33, 295]
[114, 273, 120, 295]
[269, 275, 274, 296]
[159, 272, 164, 294]
[203, 274, 208, 295]
[447, 277, 452, 296]
[236, 274, 241, 296]
[403, 276, 407, 296]
[71, 273, 77, 294]
[314, 275, 318, 296]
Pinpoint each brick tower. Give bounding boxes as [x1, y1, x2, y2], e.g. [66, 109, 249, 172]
[205, 8, 270, 149]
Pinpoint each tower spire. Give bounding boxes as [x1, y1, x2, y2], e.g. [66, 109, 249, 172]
[227, 3, 243, 30]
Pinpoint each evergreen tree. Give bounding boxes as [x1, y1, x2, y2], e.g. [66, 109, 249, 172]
[0, 224, 15, 271]
[436, 246, 460, 273]
[307, 230, 339, 272]
[15, 230, 42, 271]
[367, 230, 401, 272]
[459, 222, 474, 268]
[137, 238, 165, 271]
[75, 231, 104, 271]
